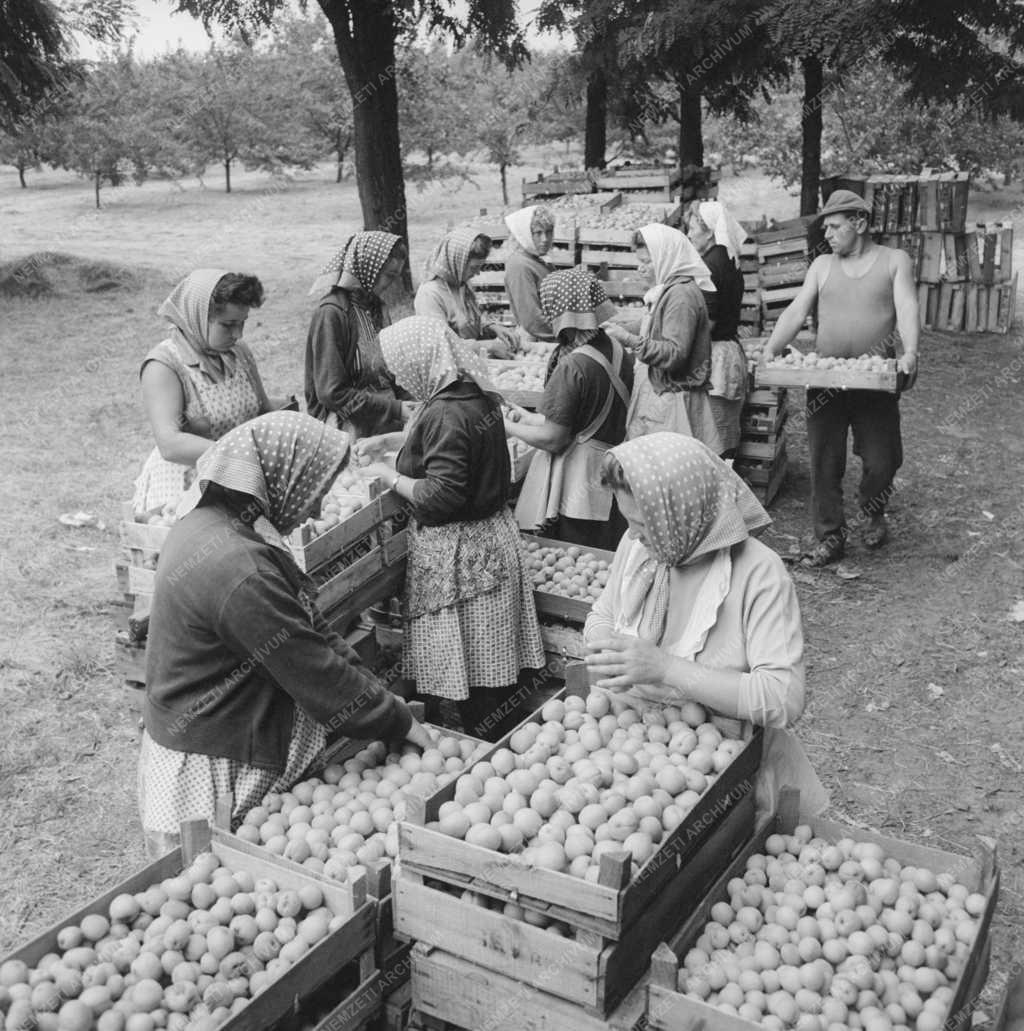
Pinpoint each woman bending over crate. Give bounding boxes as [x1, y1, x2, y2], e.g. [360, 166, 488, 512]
[353, 317, 545, 738]
[132, 269, 291, 518]
[503, 205, 557, 342]
[583, 433, 805, 729]
[305, 231, 417, 439]
[685, 201, 750, 458]
[414, 227, 520, 357]
[139, 411, 432, 859]
[606, 224, 724, 455]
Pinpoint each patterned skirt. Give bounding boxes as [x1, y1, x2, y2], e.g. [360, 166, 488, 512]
[403, 508, 545, 700]
[138, 707, 327, 841]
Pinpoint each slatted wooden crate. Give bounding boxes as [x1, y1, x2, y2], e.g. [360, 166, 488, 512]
[755, 362, 900, 392]
[594, 165, 683, 201]
[522, 172, 596, 202]
[521, 533, 616, 625]
[645, 789, 999, 1031]
[735, 440, 788, 507]
[1, 820, 379, 1031]
[966, 223, 1014, 284]
[396, 790, 756, 1018]
[964, 273, 1018, 334]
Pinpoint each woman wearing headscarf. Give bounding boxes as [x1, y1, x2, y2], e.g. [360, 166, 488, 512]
[583, 433, 804, 728]
[503, 205, 557, 341]
[139, 411, 430, 858]
[133, 269, 286, 516]
[607, 223, 723, 454]
[507, 269, 634, 551]
[304, 231, 415, 439]
[354, 317, 544, 737]
[414, 227, 519, 357]
[686, 201, 750, 457]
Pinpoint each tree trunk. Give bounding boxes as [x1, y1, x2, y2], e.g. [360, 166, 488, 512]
[224, 158, 232, 194]
[94, 171, 101, 209]
[335, 127, 344, 182]
[18, 164, 26, 188]
[426, 145, 435, 171]
[584, 66, 607, 170]
[678, 88, 703, 169]
[322, 0, 411, 292]
[800, 56, 824, 217]
[499, 161, 509, 206]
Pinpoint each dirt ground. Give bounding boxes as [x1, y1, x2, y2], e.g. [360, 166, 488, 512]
[0, 152, 1021, 1012]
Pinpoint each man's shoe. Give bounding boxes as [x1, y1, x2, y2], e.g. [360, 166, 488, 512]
[801, 537, 845, 567]
[863, 517, 889, 549]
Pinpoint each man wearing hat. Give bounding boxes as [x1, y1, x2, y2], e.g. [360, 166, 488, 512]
[765, 189, 919, 567]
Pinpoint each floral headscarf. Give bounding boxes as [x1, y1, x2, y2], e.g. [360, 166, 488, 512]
[308, 231, 402, 297]
[424, 228, 485, 287]
[157, 269, 235, 381]
[177, 411, 351, 546]
[611, 433, 770, 642]
[639, 224, 715, 293]
[379, 316, 496, 408]
[696, 201, 748, 267]
[505, 206, 554, 255]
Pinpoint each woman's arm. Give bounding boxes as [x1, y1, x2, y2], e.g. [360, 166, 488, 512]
[140, 360, 216, 466]
[639, 285, 702, 373]
[505, 254, 554, 340]
[503, 412, 573, 454]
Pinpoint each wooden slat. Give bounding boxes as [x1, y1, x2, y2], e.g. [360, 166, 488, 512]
[755, 365, 899, 392]
[323, 560, 407, 636]
[120, 520, 172, 552]
[316, 546, 386, 613]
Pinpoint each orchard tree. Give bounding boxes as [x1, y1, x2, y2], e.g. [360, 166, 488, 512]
[177, 0, 527, 288]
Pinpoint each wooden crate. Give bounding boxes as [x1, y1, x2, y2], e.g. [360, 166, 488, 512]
[522, 533, 616, 625]
[399, 682, 764, 943]
[1, 821, 378, 1031]
[935, 281, 967, 332]
[965, 224, 1013, 284]
[735, 442, 787, 507]
[755, 364, 899, 392]
[645, 790, 1000, 1031]
[538, 621, 586, 675]
[965, 273, 1018, 334]
[736, 428, 785, 462]
[289, 487, 400, 575]
[395, 790, 756, 1016]
[523, 173, 596, 202]
[408, 942, 649, 1031]
[740, 401, 787, 437]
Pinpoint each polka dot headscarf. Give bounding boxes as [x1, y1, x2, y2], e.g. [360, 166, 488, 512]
[379, 316, 496, 404]
[539, 268, 617, 338]
[157, 268, 236, 380]
[612, 433, 771, 641]
[310, 231, 402, 295]
[179, 411, 351, 538]
[424, 228, 484, 287]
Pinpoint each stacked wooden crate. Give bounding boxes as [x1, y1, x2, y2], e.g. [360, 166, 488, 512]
[755, 217, 815, 334]
[594, 163, 683, 202]
[522, 169, 596, 203]
[738, 240, 761, 336]
[394, 677, 764, 1031]
[735, 387, 788, 506]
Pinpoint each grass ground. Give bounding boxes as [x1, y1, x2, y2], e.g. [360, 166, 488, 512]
[1, 150, 1022, 1015]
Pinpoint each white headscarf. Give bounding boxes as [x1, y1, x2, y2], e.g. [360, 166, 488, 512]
[697, 202, 748, 267]
[639, 224, 715, 293]
[504, 206, 553, 255]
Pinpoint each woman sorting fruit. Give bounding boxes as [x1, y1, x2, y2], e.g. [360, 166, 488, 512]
[354, 316, 545, 738]
[584, 433, 805, 728]
[508, 269, 634, 552]
[133, 269, 286, 517]
[140, 411, 431, 859]
[414, 227, 519, 357]
[606, 224, 723, 455]
[686, 201, 749, 458]
[304, 231, 416, 439]
[503, 205, 558, 341]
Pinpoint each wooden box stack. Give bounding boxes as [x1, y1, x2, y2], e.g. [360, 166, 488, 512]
[395, 679, 764, 1031]
[735, 387, 788, 506]
[738, 240, 762, 335]
[522, 170, 596, 203]
[754, 217, 815, 334]
[594, 163, 683, 202]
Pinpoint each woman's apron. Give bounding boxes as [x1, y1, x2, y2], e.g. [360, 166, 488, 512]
[515, 340, 630, 532]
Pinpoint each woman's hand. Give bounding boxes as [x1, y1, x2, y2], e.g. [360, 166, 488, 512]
[361, 460, 397, 483]
[584, 632, 670, 691]
[490, 324, 519, 354]
[486, 338, 515, 360]
[404, 718, 437, 751]
[503, 401, 538, 425]
[352, 434, 395, 464]
[401, 401, 420, 422]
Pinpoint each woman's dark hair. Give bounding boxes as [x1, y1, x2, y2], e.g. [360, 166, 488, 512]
[469, 234, 492, 260]
[211, 273, 264, 312]
[599, 452, 631, 493]
[632, 230, 647, 249]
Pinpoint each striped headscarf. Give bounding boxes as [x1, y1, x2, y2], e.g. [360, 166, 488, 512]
[309, 231, 402, 297]
[379, 316, 496, 408]
[177, 411, 351, 545]
[611, 433, 770, 642]
[157, 268, 236, 381]
[424, 228, 485, 287]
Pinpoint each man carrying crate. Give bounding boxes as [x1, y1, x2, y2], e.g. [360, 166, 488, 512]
[765, 190, 920, 566]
